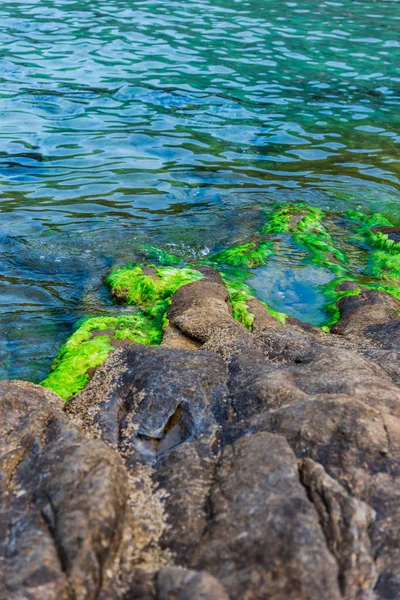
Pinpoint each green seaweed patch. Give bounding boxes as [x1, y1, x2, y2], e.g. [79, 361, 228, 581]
[209, 240, 273, 269]
[364, 282, 400, 302]
[41, 313, 162, 400]
[263, 203, 347, 275]
[42, 266, 204, 401]
[106, 264, 203, 306]
[41, 335, 114, 401]
[346, 210, 400, 285]
[262, 203, 324, 235]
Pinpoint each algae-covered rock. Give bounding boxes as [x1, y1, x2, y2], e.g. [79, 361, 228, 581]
[9, 203, 397, 598]
[40, 205, 400, 402]
[2, 226, 400, 598]
[41, 265, 204, 400]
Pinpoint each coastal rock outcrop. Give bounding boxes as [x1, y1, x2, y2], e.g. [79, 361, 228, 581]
[1, 264, 399, 599]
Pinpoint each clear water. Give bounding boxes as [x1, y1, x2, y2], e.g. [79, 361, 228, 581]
[1, 0, 400, 381]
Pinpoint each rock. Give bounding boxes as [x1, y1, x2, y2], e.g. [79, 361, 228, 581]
[160, 324, 202, 351]
[192, 432, 342, 600]
[67, 344, 228, 464]
[331, 289, 400, 340]
[299, 458, 377, 599]
[154, 438, 219, 564]
[67, 344, 228, 571]
[157, 567, 229, 600]
[3, 275, 400, 599]
[168, 280, 235, 343]
[0, 380, 130, 600]
[245, 297, 278, 332]
[372, 226, 400, 244]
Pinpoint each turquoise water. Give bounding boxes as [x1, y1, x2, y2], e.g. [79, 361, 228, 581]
[1, 0, 400, 381]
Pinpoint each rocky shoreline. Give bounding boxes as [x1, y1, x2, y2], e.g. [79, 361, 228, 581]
[1, 205, 400, 599]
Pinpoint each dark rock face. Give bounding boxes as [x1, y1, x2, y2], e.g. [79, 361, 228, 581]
[331, 288, 400, 341]
[1, 274, 400, 600]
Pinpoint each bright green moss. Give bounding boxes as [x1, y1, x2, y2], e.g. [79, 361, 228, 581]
[106, 264, 203, 306]
[263, 203, 347, 275]
[224, 279, 255, 330]
[346, 210, 392, 229]
[41, 335, 114, 400]
[42, 265, 204, 401]
[42, 207, 400, 402]
[346, 210, 400, 285]
[262, 203, 324, 235]
[209, 240, 273, 269]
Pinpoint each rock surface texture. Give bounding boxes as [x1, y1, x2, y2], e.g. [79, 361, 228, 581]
[1, 272, 400, 599]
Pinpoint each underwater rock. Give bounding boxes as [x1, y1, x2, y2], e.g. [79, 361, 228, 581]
[372, 226, 400, 244]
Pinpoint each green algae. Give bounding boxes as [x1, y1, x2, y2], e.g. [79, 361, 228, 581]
[41, 335, 114, 400]
[209, 240, 273, 269]
[262, 203, 324, 235]
[263, 203, 347, 275]
[346, 210, 400, 285]
[106, 264, 203, 306]
[42, 265, 204, 401]
[41, 205, 400, 402]
[139, 244, 182, 265]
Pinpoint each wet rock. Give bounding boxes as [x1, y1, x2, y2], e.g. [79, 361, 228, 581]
[331, 289, 400, 340]
[0, 380, 130, 600]
[372, 226, 400, 244]
[335, 280, 361, 292]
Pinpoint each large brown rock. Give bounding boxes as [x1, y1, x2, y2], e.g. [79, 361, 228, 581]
[0, 380, 130, 600]
[192, 432, 342, 600]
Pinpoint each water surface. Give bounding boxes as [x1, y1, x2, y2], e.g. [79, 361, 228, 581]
[1, 0, 399, 381]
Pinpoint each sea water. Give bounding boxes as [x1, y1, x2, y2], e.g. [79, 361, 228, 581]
[0, 0, 399, 381]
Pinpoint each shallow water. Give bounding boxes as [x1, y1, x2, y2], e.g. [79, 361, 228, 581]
[1, 0, 400, 381]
